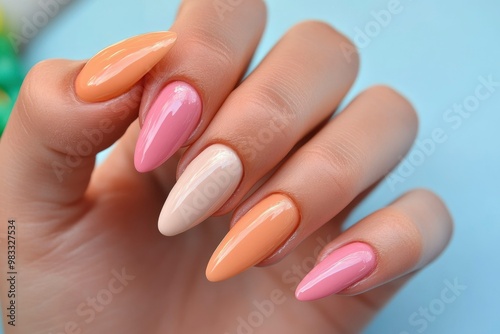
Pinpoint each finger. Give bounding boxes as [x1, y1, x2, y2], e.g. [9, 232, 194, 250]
[0, 62, 132, 207]
[158, 21, 359, 236]
[295, 189, 453, 300]
[132, 0, 267, 172]
[0, 30, 180, 208]
[205, 86, 418, 281]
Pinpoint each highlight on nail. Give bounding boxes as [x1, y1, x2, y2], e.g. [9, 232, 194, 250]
[134, 81, 202, 173]
[295, 242, 376, 301]
[206, 193, 300, 282]
[158, 144, 243, 236]
[75, 31, 177, 102]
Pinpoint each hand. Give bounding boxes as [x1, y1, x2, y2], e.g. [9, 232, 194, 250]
[0, 1, 452, 333]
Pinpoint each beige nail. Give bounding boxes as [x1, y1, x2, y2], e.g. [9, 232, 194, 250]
[158, 144, 243, 236]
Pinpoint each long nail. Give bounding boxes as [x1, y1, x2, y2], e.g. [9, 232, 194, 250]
[75, 31, 177, 102]
[206, 194, 299, 282]
[295, 242, 376, 301]
[158, 144, 243, 236]
[134, 81, 202, 172]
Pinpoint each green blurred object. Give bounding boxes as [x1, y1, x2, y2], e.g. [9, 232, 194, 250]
[0, 9, 24, 137]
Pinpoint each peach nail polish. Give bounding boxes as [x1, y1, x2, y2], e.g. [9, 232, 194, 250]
[206, 194, 300, 282]
[295, 242, 376, 301]
[75, 31, 177, 102]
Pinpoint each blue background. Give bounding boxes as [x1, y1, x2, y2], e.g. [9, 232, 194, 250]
[6, 0, 500, 333]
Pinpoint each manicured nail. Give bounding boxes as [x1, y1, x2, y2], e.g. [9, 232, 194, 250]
[134, 81, 202, 172]
[206, 194, 299, 282]
[158, 144, 243, 236]
[295, 242, 376, 301]
[75, 31, 177, 102]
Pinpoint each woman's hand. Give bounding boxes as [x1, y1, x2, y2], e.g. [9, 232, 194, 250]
[0, 0, 452, 333]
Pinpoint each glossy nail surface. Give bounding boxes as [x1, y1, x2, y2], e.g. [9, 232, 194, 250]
[295, 242, 376, 301]
[206, 194, 299, 282]
[158, 144, 243, 236]
[75, 31, 177, 102]
[134, 81, 202, 172]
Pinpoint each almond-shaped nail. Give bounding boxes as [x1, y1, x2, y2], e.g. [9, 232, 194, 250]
[295, 242, 376, 301]
[206, 194, 299, 282]
[158, 144, 243, 236]
[134, 81, 202, 172]
[75, 31, 177, 102]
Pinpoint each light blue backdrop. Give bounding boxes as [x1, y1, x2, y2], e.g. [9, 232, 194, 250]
[7, 0, 500, 333]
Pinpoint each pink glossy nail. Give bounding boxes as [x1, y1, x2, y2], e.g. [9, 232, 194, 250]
[295, 242, 376, 301]
[134, 81, 202, 172]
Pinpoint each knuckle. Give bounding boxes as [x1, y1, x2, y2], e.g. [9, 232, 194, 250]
[20, 60, 54, 110]
[181, 25, 235, 70]
[242, 70, 304, 124]
[16, 60, 59, 131]
[299, 139, 364, 197]
[15, 60, 80, 146]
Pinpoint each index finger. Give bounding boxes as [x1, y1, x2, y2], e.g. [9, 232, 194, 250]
[133, 0, 267, 172]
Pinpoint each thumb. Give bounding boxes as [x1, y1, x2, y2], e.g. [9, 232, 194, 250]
[0, 32, 176, 208]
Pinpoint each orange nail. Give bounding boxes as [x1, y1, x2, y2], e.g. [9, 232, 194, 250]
[75, 31, 177, 102]
[206, 194, 300, 282]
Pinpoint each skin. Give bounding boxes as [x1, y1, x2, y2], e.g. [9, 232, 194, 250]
[0, 0, 453, 333]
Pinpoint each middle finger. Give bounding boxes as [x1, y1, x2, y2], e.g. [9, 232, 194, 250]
[159, 21, 359, 236]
